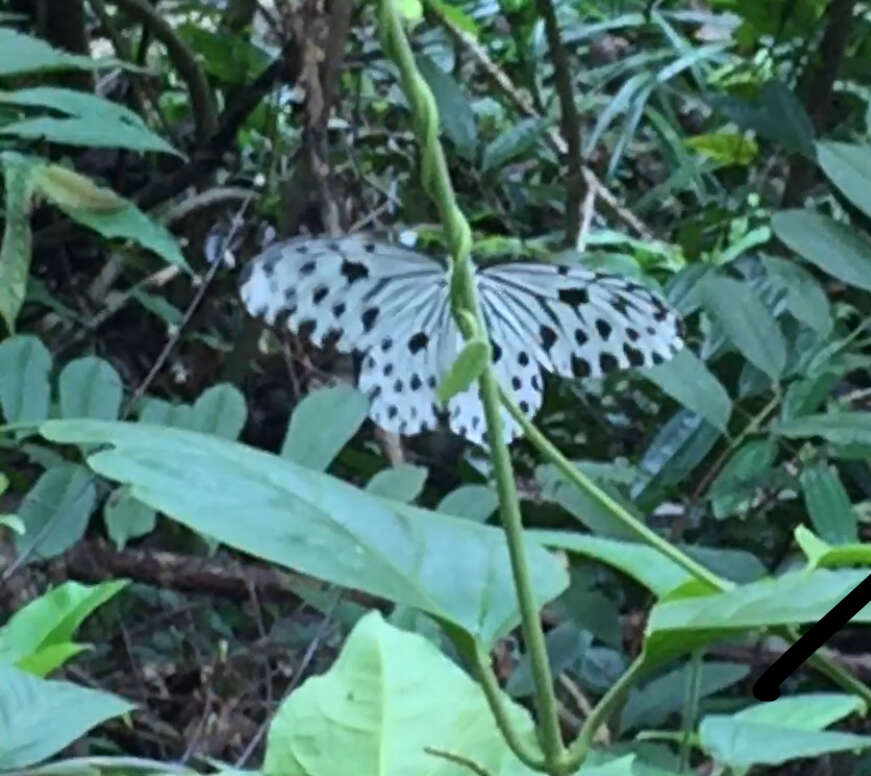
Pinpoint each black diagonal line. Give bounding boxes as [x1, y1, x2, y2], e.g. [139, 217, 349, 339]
[753, 571, 871, 701]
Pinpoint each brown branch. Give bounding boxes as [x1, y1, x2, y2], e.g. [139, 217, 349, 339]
[535, 0, 585, 247]
[109, 0, 219, 143]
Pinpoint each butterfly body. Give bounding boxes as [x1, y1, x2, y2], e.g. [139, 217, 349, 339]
[240, 234, 683, 445]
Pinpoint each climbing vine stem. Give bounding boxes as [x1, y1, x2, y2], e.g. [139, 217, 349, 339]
[378, 1, 569, 771]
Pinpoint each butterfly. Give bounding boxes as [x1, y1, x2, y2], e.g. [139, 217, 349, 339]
[239, 233, 684, 446]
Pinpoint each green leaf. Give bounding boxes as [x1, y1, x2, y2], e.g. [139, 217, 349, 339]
[0, 335, 51, 423]
[138, 398, 196, 429]
[643, 347, 731, 431]
[415, 54, 478, 159]
[777, 412, 871, 446]
[685, 132, 757, 165]
[190, 384, 247, 440]
[0, 87, 181, 156]
[14, 465, 96, 561]
[646, 568, 871, 662]
[481, 118, 546, 173]
[0, 580, 127, 670]
[621, 661, 748, 733]
[262, 612, 539, 776]
[710, 80, 815, 157]
[55, 200, 189, 271]
[437, 485, 498, 523]
[0, 663, 134, 770]
[699, 274, 786, 379]
[799, 461, 858, 545]
[395, 0, 423, 21]
[699, 694, 869, 770]
[816, 140, 871, 219]
[708, 439, 776, 519]
[761, 254, 832, 335]
[530, 530, 704, 599]
[366, 465, 427, 503]
[39, 419, 568, 647]
[0, 151, 35, 333]
[435, 339, 489, 403]
[104, 486, 156, 550]
[781, 371, 839, 422]
[772, 210, 871, 292]
[58, 357, 123, 420]
[0, 29, 104, 77]
[633, 410, 720, 497]
[281, 385, 369, 471]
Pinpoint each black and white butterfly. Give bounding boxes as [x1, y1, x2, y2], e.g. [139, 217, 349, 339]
[239, 233, 684, 446]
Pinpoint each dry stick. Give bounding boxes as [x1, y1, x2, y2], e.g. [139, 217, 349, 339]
[535, 0, 585, 247]
[425, 1, 654, 242]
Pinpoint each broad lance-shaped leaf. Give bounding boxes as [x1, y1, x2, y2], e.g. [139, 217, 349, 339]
[699, 274, 786, 380]
[816, 140, 871, 220]
[436, 338, 489, 403]
[0, 152, 35, 333]
[773, 210, 871, 292]
[38, 419, 568, 647]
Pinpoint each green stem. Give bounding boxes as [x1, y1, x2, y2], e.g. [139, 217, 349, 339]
[499, 385, 728, 591]
[500, 386, 871, 709]
[569, 653, 648, 762]
[377, 2, 567, 770]
[472, 648, 547, 770]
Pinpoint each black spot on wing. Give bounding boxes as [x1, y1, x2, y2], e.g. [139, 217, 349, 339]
[595, 319, 612, 340]
[600, 352, 619, 372]
[333, 302, 346, 318]
[624, 344, 645, 366]
[341, 258, 369, 285]
[300, 260, 316, 276]
[238, 261, 253, 287]
[571, 355, 590, 378]
[558, 287, 589, 306]
[539, 325, 557, 353]
[362, 307, 379, 332]
[409, 332, 429, 353]
[410, 374, 422, 390]
[518, 351, 529, 366]
[313, 286, 328, 304]
[575, 329, 588, 346]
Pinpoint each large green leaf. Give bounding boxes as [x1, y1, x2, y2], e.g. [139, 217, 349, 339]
[38, 420, 568, 647]
[281, 384, 369, 471]
[699, 274, 786, 379]
[699, 694, 869, 769]
[366, 464, 428, 503]
[643, 347, 731, 431]
[772, 210, 871, 292]
[0, 335, 51, 423]
[0, 663, 134, 770]
[0, 87, 181, 156]
[645, 567, 871, 662]
[816, 140, 871, 219]
[262, 611, 539, 776]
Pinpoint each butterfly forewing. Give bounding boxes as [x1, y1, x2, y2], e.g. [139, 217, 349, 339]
[240, 236, 684, 446]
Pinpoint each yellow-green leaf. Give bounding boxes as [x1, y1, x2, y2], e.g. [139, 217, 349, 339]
[0, 153, 35, 334]
[32, 164, 126, 213]
[686, 132, 758, 165]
